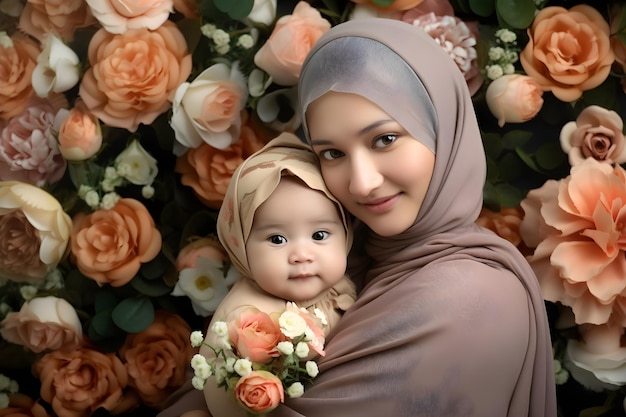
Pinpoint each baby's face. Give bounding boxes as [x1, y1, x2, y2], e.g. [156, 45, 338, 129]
[245, 177, 347, 302]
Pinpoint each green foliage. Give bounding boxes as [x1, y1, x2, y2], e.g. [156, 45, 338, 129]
[112, 297, 155, 334]
[213, 0, 255, 20]
[496, 0, 536, 29]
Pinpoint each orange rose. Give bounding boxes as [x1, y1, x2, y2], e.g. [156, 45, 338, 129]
[79, 21, 192, 132]
[54, 101, 103, 161]
[18, 0, 96, 42]
[476, 207, 524, 248]
[254, 1, 331, 86]
[176, 115, 265, 209]
[118, 310, 195, 410]
[350, 0, 424, 11]
[176, 236, 227, 271]
[34, 347, 138, 417]
[0, 33, 39, 121]
[0, 393, 51, 417]
[71, 198, 162, 286]
[234, 370, 284, 414]
[0, 296, 83, 353]
[228, 308, 284, 364]
[520, 5, 614, 102]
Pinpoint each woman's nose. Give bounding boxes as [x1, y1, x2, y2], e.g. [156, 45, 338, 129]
[349, 155, 383, 197]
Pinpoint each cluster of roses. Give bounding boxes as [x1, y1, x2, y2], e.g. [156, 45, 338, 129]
[190, 303, 326, 415]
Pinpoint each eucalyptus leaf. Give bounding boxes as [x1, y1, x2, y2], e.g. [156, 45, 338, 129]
[141, 255, 167, 281]
[486, 157, 500, 182]
[94, 290, 118, 312]
[131, 274, 173, 297]
[501, 130, 532, 151]
[496, 0, 536, 29]
[535, 142, 566, 171]
[497, 152, 522, 183]
[111, 297, 155, 333]
[482, 181, 501, 211]
[214, 0, 254, 20]
[469, 0, 495, 17]
[481, 131, 503, 159]
[494, 182, 525, 207]
[515, 147, 545, 174]
[90, 310, 125, 338]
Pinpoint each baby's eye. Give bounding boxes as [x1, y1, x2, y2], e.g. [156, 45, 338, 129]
[312, 231, 329, 241]
[268, 235, 287, 244]
[319, 149, 344, 161]
[373, 134, 397, 148]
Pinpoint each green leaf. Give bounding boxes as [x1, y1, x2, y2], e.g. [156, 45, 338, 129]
[469, 0, 495, 18]
[501, 130, 533, 151]
[515, 147, 545, 174]
[482, 131, 503, 159]
[494, 183, 525, 207]
[131, 274, 173, 297]
[214, 0, 254, 20]
[482, 181, 501, 211]
[496, 0, 536, 29]
[68, 160, 104, 190]
[94, 290, 118, 312]
[497, 152, 522, 183]
[535, 142, 566, 171]
[111, 297, 154, 333]
[90, 310, 125, 338]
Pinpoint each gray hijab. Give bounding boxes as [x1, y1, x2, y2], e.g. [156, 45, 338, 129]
[273, 18, 557, 417]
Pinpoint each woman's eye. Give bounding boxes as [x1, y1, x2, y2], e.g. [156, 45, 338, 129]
[373, 134, 397, 148]
[268, 235, 287, 244]
[312, 231, 329, 241]
[319, 149, 344, 161]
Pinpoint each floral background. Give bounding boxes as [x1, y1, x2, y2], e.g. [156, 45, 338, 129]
[1, 0, 626, 416]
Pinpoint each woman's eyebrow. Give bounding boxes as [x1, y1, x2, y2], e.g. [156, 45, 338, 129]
[310, 119, 395, 146]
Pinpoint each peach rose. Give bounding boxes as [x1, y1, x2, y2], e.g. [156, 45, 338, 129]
[79, 21, 192, 132]
[119, 310, 195, 410]
[350, 0, 424, 12]
[0, 393, 51, 417]
[33, 347, 138, 417]
[520, 159, 626, 326]
[254, 1, 331, 86]
[520, 5, 614, 102]
[560, 105, 626, 166]
[18, 0, 96, 42]
[228, 308, 283, 364]
[0, 181, 72, 284]
[476, 207, 524, 248]
[54, 101, 103, 161]
[71, 198, 162, 287]
[170, 63, 247, 151]
[175, 115, 265, 209]
[234, 370, 284, 414]
[485, 74, 544, 127]
[86, 0, 173, 34]
[0, 296, 82, 353]
[0, 33, 38, 121]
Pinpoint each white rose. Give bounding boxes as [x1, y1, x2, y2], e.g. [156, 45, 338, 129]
[279, 310, 307, 338]
[114, 140, 158, 186]
[31, 33, 80, 97]
[245, 0, 277, 26]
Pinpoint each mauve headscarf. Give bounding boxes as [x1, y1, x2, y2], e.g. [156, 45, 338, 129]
[270, 18, 557, 417]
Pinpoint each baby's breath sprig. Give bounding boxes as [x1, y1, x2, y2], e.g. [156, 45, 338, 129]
[484, 28, 521, 81]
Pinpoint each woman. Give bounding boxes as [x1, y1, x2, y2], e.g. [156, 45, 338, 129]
[271, 18, 556, 417]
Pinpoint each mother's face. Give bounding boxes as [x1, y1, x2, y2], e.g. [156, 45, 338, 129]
[306, 91, 435, 237]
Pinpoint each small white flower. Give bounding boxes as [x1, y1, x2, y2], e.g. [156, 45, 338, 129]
[504, 50, 518, 63]
[553, 359, 569, 385]
[214, 365, 228, 384]
[496, 28, 517, 44]
[201, 23, 217, 38]
[104, 166, 119, 180]
[7, 380, 17, 394]
[313, 308, 327, 326]
[212, 29, 230, 47]
[212, 321, 229, 338]
[234, 358, 252, 377]
[191, 375, 205, 390]
[43, 269, 64, 290]
[237, 34, 255, 49]
[84, 190, 100, 208]
[295, 342, 309, 359]
[225, 357, 236, 373]
[191, 353, 208, 370]
[215, 44, 230, 55]
[194, 362, 212, 379]
[142, 184, 155, 199]
[100, 192, 120, 210]
[190, 331, 204, 347]
[0, 31, 12, 49]
[279, 311, 308, 338]
[503, 63, 515, 75]
[488, 46, 504, 61]
[20, 285, 37, 300]
[0, 303, 10, 318]
[0, 392, 8, 409]
[286, 382, 304, 398]
[303, 327, 315, 343]
[305, 361, 319, 378]
[486, 65, 504, 81]
[115, 140, 158, 186]
[277, 341, 294, 355]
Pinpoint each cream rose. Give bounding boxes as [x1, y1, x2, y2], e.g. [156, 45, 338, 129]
[520, 5, 614, 102]
[485, 74, 544, 127]
[254, 1, 331, 86]
[79, 21, 192, 132]
[560, 105, 626, 166]
[246, 0, 277, 26]
[0, 181, 72, 283]
[114, 140, 158, 185]
[54, 101, 103, 161]
[0, 296, 83, 353]
[31, 33, 80, 98]
[86, 0, 173, 34]
[170, 63, 247, 151]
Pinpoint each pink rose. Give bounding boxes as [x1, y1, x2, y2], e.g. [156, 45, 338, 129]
[54, 101, 103, 161]
[79, 21, 192, 132]
[0, 296, 82, 353]
[485, 74, 544, 127]
[86, 0, 173, 34]
[18, 0, 96, 42]
[254, 1, 331, 86]
[0, 33, 39, 121]
[520, 5, 614, 102]
[0, 97, 67, 186]
[71, 198, 162, 287]
[234, 370, 284, 414]
[520, 159, 626, 326]
[559, 105, 626, 166]
[411, 12, 483, 96]
[228, 308, 284, 363]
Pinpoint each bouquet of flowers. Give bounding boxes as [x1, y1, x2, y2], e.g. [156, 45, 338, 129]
[189, 302, 326, 415]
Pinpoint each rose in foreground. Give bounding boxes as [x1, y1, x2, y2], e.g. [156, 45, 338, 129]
[228, 308, 283, 363]
[0, 296, 83, 353]
[118, 310, 195, 409]
[34, 347, 138, 417]
[520, 159, 626, 326]
[485, 74, 544, 127]
[0, 181, 72, 283]
[71, 198, 162, 286]
[234, 370, 284, 414]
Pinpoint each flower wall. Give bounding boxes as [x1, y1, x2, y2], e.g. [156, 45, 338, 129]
[1, 0, 626, 416]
